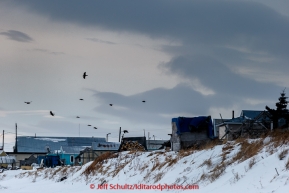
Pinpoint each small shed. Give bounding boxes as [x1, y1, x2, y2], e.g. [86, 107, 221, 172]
[19, 154, 37, 166]
[170, 116, 214, 151]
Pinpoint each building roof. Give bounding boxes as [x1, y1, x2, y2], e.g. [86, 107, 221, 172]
[217, 110, 267, 126]
[92, 142, 120, 151]
[15, 136, 106, 153]
[240, 110, 264, 120]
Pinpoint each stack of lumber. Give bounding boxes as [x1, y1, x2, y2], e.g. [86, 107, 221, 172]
[119, 141, 146, 151]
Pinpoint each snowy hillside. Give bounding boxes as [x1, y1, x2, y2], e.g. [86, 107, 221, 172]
[1, 131, 289, 193]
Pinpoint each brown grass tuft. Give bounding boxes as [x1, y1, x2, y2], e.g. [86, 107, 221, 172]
[285, 158, 289, 170]
[208, 162, 226, 182]
[231, 139, 263, 163]
[266, 129, 289, 147]
[199, 158, 212, 168]
[83, 152, 118, 175]
[248, 157, 256, 169]
[279, 149, 289, 160]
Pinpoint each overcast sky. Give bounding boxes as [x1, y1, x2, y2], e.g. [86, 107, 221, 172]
[1, 0, 289, 149]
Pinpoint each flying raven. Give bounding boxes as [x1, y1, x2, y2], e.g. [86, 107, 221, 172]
[83, 72, 88, 79]
[24, 101, 32, 104]
[50, 111, 55, 116]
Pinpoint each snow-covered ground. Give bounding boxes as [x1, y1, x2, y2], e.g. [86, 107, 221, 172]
[1, 137, 289, 193]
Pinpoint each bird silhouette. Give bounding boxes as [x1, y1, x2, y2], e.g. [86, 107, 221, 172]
[76, 116, 80, 118]
[87, 124, 91, 126]
[94, 127, 97, 129]
[50, 111, 54, 116]
[79, 99, 84, 101]
[142, 100, 146, 103]
[123, 130, 129, 133]
[24, 101, 32, 104]
[109, 104, 113, 106]
[83, 72, 88, 79]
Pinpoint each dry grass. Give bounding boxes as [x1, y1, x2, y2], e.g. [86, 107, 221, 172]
[198, 171, 208, 182]
[111, 162, 129, 177]
[232, 170, 241, 183]
[285, 158, 289, 170]
[199, 158, 212, 168]
[208, 162, 226, 182]
[278, 149, 289, 160]
[83, 152, 118, 176]
[231, 139, 263, 163]
[268, 129, 289, 147]
[167, 157, 178, 167]
[153, 172, 164, 183]
[248, 157, 256, 169]
[178, 148, 194, 157]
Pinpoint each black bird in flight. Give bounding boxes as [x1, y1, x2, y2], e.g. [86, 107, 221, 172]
[24, 101, 32, 104]
[87, 124, 91, 126]
[76, 116, 80, 118]
[109, 104, 113, 106]
[123, 130, 129, 133]
[50, 111, 55, 116]
[79, 99, 84, 101]
[83, 72, 88, 79]
[94, 127, 97, 129]
[142, 100, 146, 103]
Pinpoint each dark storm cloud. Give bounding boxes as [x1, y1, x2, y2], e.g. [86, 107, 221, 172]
[0, 30, 33, 42]
[7, 0, 287, 120]
[160, 55, 282, 99]
[13, 0, 289, 56]
[92, 83, 241, 125]
[86, 38, 116, 45]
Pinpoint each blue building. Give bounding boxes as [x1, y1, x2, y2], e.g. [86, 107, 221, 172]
[9, 136, 106, 167]
[170, 116, 214, 151]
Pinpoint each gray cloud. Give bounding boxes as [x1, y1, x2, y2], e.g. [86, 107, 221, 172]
[91, 83, 249, 126]
[1, 0, 287, 131]
[13, 0, 289, 83]
[13, 1, 289, 55]
[160, 55, 282, 99]
[33, 48, 65, 55]
[86, 38, 116, 45]
[0, 30, 33, 42]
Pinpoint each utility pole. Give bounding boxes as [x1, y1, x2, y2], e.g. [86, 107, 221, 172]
[14, 123, 18, 153]
[1, 130, 4, 150]
[119, 127, 121, 142]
